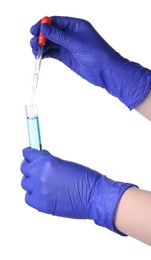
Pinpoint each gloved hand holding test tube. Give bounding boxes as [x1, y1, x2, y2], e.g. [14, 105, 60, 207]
[26, 16, 52, 150]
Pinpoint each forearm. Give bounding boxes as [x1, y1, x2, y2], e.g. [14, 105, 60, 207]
[135, 89, 151, 121]
[114, 187, 151, 246]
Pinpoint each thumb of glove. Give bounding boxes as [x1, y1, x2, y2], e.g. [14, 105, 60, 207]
[41, 23, 74, 51]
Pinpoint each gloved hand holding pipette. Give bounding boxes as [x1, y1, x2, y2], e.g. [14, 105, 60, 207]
[30, 16, 151, 110]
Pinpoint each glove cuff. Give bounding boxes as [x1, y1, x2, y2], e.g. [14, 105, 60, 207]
[97, 59, 151, 110]
[91, 175, 137, 236]
[118, 61, 151, 110]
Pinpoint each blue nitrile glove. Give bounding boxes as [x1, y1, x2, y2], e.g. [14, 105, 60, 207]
[30, 16, 151, 110]
[20, 147, 136, 235]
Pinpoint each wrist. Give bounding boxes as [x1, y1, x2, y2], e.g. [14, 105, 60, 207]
[90, 174, 137, 235]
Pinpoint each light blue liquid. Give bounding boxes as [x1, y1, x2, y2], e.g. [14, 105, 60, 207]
[27, 116, 42, 150]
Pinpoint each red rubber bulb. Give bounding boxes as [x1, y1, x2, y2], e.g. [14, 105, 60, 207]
[38, 16, 52, 46]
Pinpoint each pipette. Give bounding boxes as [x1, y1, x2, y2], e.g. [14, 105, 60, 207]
[26, 16, 52, 150]
[30, 16, 52, 106]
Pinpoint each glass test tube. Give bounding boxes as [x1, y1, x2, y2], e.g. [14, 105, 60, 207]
[25, 104, 42, 150]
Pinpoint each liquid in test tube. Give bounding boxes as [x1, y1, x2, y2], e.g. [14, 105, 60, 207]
[25, 104, 42, 150]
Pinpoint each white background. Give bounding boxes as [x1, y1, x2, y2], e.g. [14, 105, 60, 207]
[0, 0, 151, 258]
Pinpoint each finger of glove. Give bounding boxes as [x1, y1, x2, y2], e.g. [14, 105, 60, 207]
[51, 16, 77, 30]
[30, 36, 60, 58]
[41, 24, 74, 52]
[42, 41, 61, 58]
[21, 176, 33, 194]
[22, 147, 51, 162]
[43, 48, 61, 60]
[30, 36, 58, 50]
[29, 16, 75, 36]
[43, 49, 78, 72]
[30, 20, 41, 35]
[22, 147, 42, 162]
[25, 193, 40, 212]
[30, 36, 39, 57]
[30, 36, 39, 50]
[32, 49, 38, 57]
[20, 160, 32, 177]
